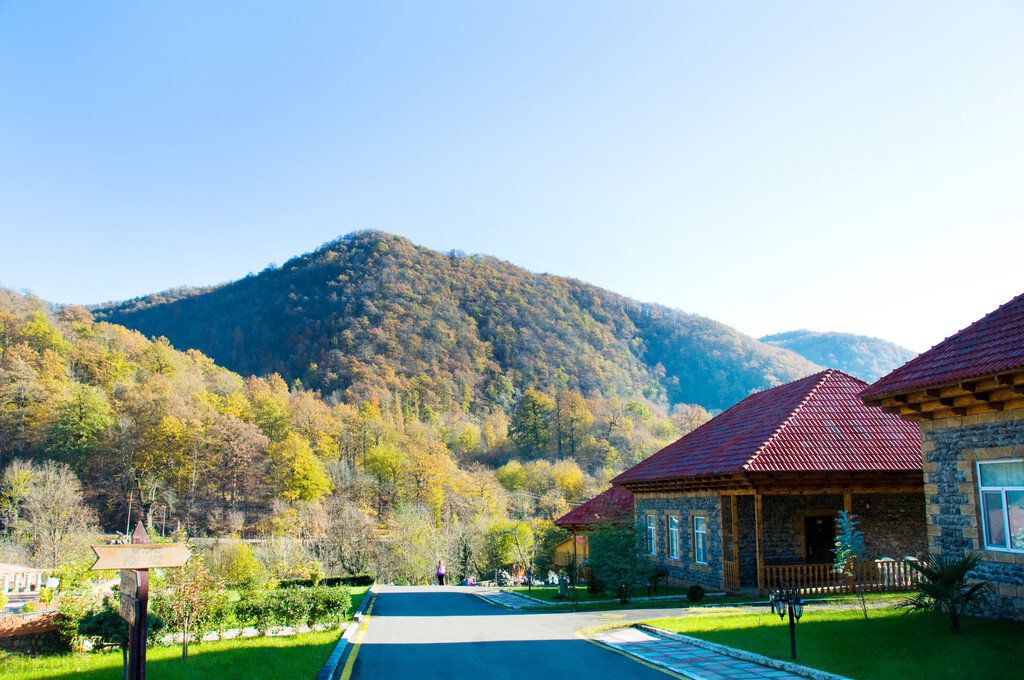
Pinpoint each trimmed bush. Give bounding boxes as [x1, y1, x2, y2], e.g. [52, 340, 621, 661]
[686, 584, 706, 603]
[276, 574, 372, 589]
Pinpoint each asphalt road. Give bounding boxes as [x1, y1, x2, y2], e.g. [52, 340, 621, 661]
[346, 586, 677, 680]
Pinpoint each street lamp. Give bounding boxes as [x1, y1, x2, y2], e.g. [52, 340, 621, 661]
[769, 581, 804, 660]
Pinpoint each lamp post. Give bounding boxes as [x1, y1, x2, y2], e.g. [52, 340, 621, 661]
[769, 581, 804, 660]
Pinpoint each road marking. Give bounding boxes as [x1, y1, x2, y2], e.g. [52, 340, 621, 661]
[339, 597, 375, 680]
[577, 631, 691, 680]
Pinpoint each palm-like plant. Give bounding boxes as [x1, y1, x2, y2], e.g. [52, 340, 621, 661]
[900, 552, 994, 633]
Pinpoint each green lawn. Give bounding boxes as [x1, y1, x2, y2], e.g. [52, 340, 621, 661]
[3, 584, 373, 680]
[507, 584, 753, 610]
[645, 606, 1024, 680]
[348, 585, 370, 615]
[2, 629, 343, 680]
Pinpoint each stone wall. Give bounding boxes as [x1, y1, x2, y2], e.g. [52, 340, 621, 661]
[920, 408, 1024, 622]
[0, 612, 66, 655]
[634, 492, 722, 590]
[637, 489, 926, 592]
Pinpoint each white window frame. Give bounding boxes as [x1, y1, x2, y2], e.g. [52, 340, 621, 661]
[668, 516, 680, 560]
[646, 514, 657, 556]
[693, 515, 708, 565]
[978, 459, 1024, 553]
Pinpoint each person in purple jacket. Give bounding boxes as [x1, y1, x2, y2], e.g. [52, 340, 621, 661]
[436, 560, 446, 586]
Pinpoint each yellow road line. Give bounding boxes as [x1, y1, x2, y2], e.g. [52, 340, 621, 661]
[339, 597, 376, 680]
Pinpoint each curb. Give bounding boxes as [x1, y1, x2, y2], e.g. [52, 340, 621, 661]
[635, 624, 854, 680]
[314, 585, 377, 680]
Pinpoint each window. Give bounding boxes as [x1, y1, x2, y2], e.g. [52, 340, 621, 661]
[646, 514, 656, 555]
[693, 516, 707, 564]
[978, 460, 1024, 552]
[668, 516, 680, 559]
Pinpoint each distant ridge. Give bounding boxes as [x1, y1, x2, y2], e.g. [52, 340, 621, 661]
[759, 329, 917, 383]
[92, 231, 822, 412]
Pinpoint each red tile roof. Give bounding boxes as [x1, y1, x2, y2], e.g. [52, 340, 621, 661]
[861, 292, 1024, 399]
[555, 486, 634, 528]
[613, 370, 921, 485]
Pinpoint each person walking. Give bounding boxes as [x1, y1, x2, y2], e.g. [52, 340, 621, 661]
[436, 560, 446, 586]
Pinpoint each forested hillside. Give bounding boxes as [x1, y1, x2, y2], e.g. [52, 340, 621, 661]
[92, 231, 818, 413]
[0, 287, 695, 580]
[759, 330, 917, 383]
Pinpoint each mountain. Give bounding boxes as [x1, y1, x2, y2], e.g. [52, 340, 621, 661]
[759, 330, 917, 383]
[91, 231, 821, 412]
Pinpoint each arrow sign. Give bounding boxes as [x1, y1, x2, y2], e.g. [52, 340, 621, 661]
[90, 543, 190, 570]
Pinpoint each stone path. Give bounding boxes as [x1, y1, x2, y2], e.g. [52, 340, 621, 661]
[591, 625, 849, 680]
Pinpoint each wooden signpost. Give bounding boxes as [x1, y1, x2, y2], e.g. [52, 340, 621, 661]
[90, 522, 190, 680]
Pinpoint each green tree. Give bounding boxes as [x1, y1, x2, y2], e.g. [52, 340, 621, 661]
[47, 383, 114, 469]
[495, 460, 528, 492]
[153, 552, 226, 659]
[588, 522, 650, 604]
[900, 552, 995, 634]
[509, 389, 553, 458]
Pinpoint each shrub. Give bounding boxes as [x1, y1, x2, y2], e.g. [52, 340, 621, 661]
[79, 595, 165, 659]
[270, 587, 310, 629]
[900, 552, 995, 634]
[687, 585, 706, 603]
[305, 585, 352, 628]
[233, 594, 276, 636]
[22, 600, 36, 613]
[276, 573, 373, 588]
[55, 588, 93, 651]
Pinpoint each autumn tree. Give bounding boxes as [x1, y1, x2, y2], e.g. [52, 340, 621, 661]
[267, 431, 333, 502]
[16, 460, 97, 566]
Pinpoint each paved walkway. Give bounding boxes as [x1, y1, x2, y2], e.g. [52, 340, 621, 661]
[591, 625, 846, 680]
[477, 588, 849, 680]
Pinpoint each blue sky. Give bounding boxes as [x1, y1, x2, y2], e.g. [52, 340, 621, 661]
[2, 2, 1023, 353]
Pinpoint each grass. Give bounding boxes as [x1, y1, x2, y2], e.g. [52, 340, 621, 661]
[348, 584, 370, 615]
[509, 584, 695, 602]
[645, 605, 1024, 680]
[1, 629, 343, 680]
[2, 584, 373, 680]
[507, 584, 754, 611]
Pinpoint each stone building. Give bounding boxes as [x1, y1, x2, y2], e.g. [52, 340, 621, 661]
[613, 369, 925, 594]
[861, 292, 1024, 620]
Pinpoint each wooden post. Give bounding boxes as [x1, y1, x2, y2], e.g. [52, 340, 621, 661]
[843, 492, 853, 516]
[128, 523, 149, 680]
[755, 493, 765, 595]
[731, 496, 740, 565]
[90, 526, 189, 680]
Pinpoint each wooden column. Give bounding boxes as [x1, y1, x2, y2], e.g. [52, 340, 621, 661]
[844, 492, 853, 516]
[731, 497, 740, 565]
[755, 492, 765, 595]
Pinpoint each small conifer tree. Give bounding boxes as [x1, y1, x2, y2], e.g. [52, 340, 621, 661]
[832, 511, 867, 619]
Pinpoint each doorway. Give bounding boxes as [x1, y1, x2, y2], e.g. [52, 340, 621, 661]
[804, 515, 835, 564]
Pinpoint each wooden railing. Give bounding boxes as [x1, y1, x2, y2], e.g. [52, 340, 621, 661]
[723, 561, 740, 592]
[762, 559, 920, 595]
